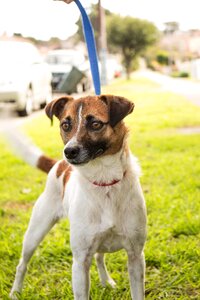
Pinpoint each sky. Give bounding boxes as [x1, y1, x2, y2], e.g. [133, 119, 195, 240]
[0, 0, 199, 41]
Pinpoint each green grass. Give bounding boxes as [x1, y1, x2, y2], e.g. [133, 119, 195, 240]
[0, 77, 200, 299]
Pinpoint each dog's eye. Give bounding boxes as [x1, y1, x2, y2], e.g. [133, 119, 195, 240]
[61, 121, 71, 132]
[90, 121, 103, 131]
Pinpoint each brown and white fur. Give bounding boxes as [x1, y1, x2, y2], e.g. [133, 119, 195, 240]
[10, 95, 147, 300]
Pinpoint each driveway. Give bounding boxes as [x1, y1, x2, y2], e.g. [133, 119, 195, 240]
[0, 92, 85, 133]
[135, 70, 200, 106]
[0, 108, 45, 133]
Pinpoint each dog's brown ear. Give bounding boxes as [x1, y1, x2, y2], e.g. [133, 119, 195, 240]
[45, 96, 73, 124]
[100, 95, 134, 127]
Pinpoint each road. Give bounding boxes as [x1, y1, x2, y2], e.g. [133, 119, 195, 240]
[0, 92, 75, 132]
[0, 108, 45, 133]
[135, 70, 200, 106]
[0, 72, 199, 133]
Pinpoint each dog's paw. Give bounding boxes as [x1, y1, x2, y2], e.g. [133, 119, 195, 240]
[107, 277, 116, 289]
[9, 290, 20, 300]
[101, 277, 116, 289]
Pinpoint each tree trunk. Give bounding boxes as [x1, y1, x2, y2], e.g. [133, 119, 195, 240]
[124, 53, 132, 80]
[126, 69, 131, 80]
[125, 64, 131, 80]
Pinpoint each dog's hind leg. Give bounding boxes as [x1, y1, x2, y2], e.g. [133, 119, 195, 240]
[10, 172, 64, 299]
[95, 253, 116, 288]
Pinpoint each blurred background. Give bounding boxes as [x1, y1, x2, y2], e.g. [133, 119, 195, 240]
[0, 0, 200, 119]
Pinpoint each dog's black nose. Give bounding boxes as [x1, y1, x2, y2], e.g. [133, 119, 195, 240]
[64, 146, 80, 160]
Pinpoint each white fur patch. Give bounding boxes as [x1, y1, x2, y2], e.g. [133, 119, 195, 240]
[76, 104, 83, 134]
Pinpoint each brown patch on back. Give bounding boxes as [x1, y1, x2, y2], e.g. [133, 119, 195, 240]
[37, 155, 57, 173]
[3, 202, 33, 211]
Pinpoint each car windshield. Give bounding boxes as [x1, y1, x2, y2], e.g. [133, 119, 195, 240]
[46, 51, 85, 66]
[0, 41, 41, 65]
[47, 54, 73, 65]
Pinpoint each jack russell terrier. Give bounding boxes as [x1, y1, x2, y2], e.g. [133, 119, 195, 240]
[10, 95, 147, 300]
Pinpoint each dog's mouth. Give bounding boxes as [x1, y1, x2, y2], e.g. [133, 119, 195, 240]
[63, 139, 110, 166]
[64, 147, 107, 166]
[66, 158, 90, 165]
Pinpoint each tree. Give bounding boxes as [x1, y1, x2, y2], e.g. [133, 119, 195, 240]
[75, 4, 112, 52]
[164, 22, 179, 34]
[106, 15, 158, 79]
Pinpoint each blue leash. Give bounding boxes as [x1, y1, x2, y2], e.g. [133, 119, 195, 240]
[75, 0, 101, 95]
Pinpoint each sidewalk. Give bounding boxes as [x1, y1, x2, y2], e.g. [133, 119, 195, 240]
[135, 70, 200, 106]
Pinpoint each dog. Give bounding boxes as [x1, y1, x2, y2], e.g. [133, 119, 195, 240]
[10, 94, 147, 300]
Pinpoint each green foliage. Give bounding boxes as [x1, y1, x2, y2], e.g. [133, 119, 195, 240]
[156, 50, 169, 65]
[76, 4, 99, 46]
[145, 49, 170, 71]
[171, 71, 190, 78]
[106, 15, 158, 78]
[122, 57, 139, 73]
[75, 4, 112, 51]
[75, 4, 158, 79]
[164, 21, 180, 34]
[0, 78, 200, 299]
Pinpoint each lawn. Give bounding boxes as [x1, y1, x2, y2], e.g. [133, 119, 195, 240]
[0, 77, 200, 299]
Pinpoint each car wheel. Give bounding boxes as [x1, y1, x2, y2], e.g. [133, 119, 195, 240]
[83, 79, 91, 92]
[40, 102, 46, 109]
[17, 88, 33, 117]
[40, 86, 52, 109]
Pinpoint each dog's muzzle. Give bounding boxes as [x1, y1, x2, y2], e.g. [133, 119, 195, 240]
[64, 139, 108, 165]
[64, 145, 90, 165]
[64, 146, 80, 160]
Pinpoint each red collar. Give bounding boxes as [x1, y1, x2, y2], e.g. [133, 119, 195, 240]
[92, 171, 126, 187]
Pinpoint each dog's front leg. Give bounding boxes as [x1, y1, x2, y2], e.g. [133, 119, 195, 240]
[127, 251, 145, 300]
[10, 173, 63, 300]
[72, 250, 93, 300]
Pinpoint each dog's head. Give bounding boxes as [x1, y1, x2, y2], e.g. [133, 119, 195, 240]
[45, 95, 134, 165]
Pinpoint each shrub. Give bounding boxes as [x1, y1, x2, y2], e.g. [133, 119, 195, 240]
[156, 50, 169, 65]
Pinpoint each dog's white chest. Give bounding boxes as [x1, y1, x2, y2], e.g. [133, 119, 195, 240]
[67, 181, 145, 255]
[96, 224, 124, 253]
[64, 152, 146, 256]
[94, 192, 142, 253]
[95, 204, 123, 252]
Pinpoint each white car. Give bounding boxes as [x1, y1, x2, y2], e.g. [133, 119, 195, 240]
[0, 41, 52, 116]
[45, 49, 91, 94]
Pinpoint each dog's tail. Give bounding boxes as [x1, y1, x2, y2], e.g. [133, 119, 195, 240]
[3, 128, 57, 174]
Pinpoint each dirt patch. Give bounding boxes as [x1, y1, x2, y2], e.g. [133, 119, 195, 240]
[3, 201, 33, 211]
[178, 127, 200, 135]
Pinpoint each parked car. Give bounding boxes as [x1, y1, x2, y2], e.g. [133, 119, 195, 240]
[45, 49, 91, 94]
[106, 56, 124, 81]
[0, 41, 52, 116]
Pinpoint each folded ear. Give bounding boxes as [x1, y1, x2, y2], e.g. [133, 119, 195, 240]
[100, 95, 134, 127]
[45, 96, 73, 124]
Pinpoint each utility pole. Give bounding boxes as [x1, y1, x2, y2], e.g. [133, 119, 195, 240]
[98, 0, 107, 85]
